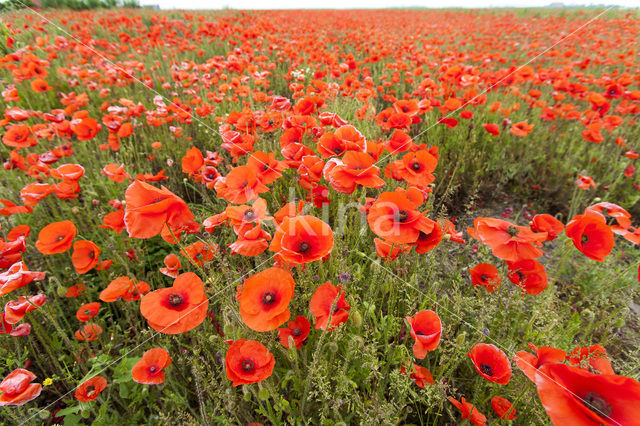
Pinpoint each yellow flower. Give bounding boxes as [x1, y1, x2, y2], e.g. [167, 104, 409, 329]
[43, 378, 53, 386]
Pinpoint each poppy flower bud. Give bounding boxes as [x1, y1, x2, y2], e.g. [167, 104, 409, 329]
[258, 387, 269, 401]
[327, 342, 339, 353]
[351, 310, 362, 328]
[455, 332, 466, 347]
[223, 324, 235, 336]
[56, 285, 67, 298]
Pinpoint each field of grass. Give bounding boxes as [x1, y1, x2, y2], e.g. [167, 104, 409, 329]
[1, 6, 640, 425]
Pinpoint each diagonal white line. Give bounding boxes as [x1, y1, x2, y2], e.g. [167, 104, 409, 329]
[362, 253, 622, 425]
[362, 6, 616, 174]
[2, 2, 272, 171]
[21, 254, 276, 425]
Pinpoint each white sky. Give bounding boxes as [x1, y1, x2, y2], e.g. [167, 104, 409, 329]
[138, 0, 639, 9]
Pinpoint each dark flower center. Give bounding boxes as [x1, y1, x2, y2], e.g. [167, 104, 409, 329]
[584, 392, 612, 417]
[56, 235, 65, 242]
[292, 327, 302, 336]
[262, 291, 276, 305]
[168, 293, 183, 306]
[480, 274, 488, 283]
[86, 385, 95, 396]
[244, 209, 255, 220]
[395, 210, 409, 223]
[507, 226, 519, 237]
[242, 360, 255, 372]
[89, 251, 95, 259]
[149, 366, 157, 373]
[479, 363, 493, 376]
[298, 241, 311, 253]
[581, 234, 589, 245]
[411, 161, 421, 171]
[333, 146, 342, 154]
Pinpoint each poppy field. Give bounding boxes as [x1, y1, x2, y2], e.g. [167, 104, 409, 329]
[2, 6, 640, 425]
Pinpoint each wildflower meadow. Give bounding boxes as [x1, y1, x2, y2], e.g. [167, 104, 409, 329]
[0, 4, 640, 425]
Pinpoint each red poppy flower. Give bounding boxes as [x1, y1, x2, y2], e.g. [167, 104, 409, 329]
[2, 124, 36, 148]
[238, 267, 295, 332]
[215, 165, 269, 204]
[470, 218, 546, 261]
[483, 123, 500, 135]
[269, 215, 333, 264]
[414, 220, 443, 253]
[400, 362, 434, 388]
[467, 343, 512, 384]
[99, 276, 150, 302]
[247, 151, 285, 185]
[535, 363, 640, 425]
[324, 151, 385, 194]
[3, 293, 47, 324]
[50, 164, 85, 182]
[576, 174, 597, 189]
[514, 342, 566, 382]
[100, 210, 126, 233]
[507, 259, 548, 295]
[587, 202, 631, 230]
[405, 310, 442, 359]
[510, 121, 533, 136]
[75, 376, 107, 402]
[374, 238, 412, 262]
[228, 224, 271, 257]
[140, 272, 208, 334]
[529, 214, 564, 241]
[225, 198, 271, 227]
[102, 163, 131, 183]
[383, 129, 413, 154]
[309, 282, 350, 330]
[448, 397, 486, 426]
[469, 263, 501, 292]
[180, 241, 218, 266]
[124, 180, 195, 239]
[71, 240, 100, 274]
[491, 396, 517, 420]
[181, 146, 204, 174]
[132, 348, 172, 385]
[225, 339, 275, 386]
[397, 150, 438, 188]
[0, 369, 41, 406]
[71, 117, 101, 141]
[74, 323, 103, 341]
[367, 191, 432, 244]
[20, 183, 53, 207]
[35, 220, 77, 255]
[0, 262, 46, 297]
[567, 344, 614, 375]
[277, 315, 311, 349]
[159, 254, 181, 278]
[76, 302, 100, 322]
[0, 200, 32, 216]
[565, 211, 614, 262]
